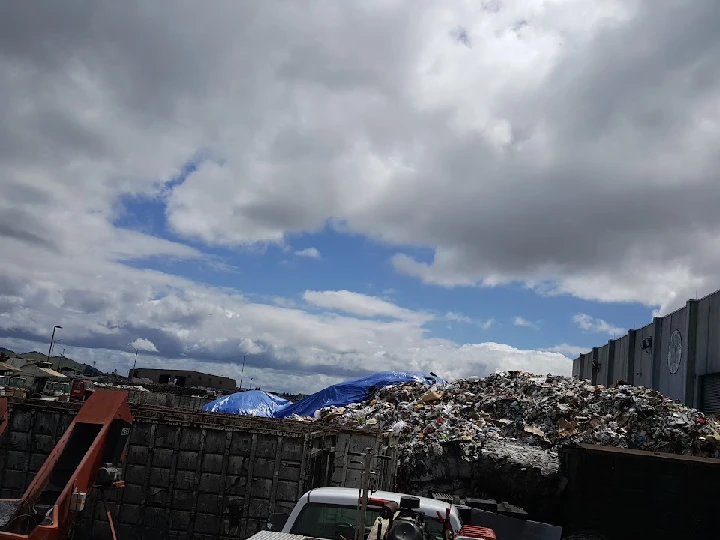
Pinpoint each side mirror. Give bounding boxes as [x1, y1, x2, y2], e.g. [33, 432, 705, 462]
[267, 513, 290, 531]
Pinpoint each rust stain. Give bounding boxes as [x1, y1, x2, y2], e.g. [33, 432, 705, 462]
[0, 397, 8, 435]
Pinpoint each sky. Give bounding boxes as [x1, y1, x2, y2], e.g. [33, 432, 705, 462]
[1, 0, 719, 394]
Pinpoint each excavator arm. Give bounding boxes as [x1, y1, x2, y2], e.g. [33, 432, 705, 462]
[0, 389, 132, 540]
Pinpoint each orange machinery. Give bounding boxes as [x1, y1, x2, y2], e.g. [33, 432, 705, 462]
[0, 389, 132, 540]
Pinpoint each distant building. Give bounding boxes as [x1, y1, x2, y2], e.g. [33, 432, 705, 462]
[0, 362, 20, 375]
[5, 357, 29, 369]
[19, 362, 67, 380]
[129, 368, 236, 391]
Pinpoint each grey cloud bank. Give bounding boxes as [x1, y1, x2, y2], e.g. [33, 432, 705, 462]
[1, 0, 717, 390]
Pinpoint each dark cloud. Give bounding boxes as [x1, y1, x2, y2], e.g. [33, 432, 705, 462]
[0, 209, 55, 249]
[61, 289, 110, 314]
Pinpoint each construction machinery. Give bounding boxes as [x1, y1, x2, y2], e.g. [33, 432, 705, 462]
[68, 380, 95, 402]
[0, 389, 132, 540]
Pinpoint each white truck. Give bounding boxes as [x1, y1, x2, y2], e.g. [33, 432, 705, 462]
[259, 487, 493, 540]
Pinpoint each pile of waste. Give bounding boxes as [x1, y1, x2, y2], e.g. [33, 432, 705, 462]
[316, 372, 720, 502]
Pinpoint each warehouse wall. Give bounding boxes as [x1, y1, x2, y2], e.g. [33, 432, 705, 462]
[572, 288, 720, 411]
[0, 400, 397, 540]
[632, 322, 655, 388]
[613, 335, 630, 384]
[574, 352, 593, 381]
[656, 307, 689, 402]
[694, 293, 720, 376]
[596, 344, 612, 387]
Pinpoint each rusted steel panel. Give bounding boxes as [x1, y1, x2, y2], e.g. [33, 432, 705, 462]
[0, 398, 7, 436]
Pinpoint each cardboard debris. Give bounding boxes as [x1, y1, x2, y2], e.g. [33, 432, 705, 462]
[422, 390, 444, 402]
[523, 425, 546, 438]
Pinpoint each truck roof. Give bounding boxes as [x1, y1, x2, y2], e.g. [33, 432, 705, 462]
[303, 487, 452, 512]
[287, 487, 462, 532]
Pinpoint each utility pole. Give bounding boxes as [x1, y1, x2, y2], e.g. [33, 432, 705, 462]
[239, 355, 246, 391]
[47, 325, 62, 368]
[57, 347, 66, 372]
[132, 347, 139, 379]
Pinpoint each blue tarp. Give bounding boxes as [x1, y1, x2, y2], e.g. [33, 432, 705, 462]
[202, 390, 290, 417]
[273, 371, 443, 419]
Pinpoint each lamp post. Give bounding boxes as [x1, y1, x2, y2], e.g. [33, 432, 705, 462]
[239, 355, 246, 392]
[47, 325, 62, 366]
[57, 347, 66, 371]
[132, 347, 138, 379]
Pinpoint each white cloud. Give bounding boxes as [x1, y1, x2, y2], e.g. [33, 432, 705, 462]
[294, 247, 321, 259]
[444, 312, 472, 324]
[0, 0, 716, 391]
[545, 344, 591, 358]
[573, 313, 625, 337]
[478, 318, 495, 330]
[303, 290, 430, 323]
[0, 261, 571, 392]
[444, 312, 494, 329]
[513, 316, 539, 329]
[272, 296, 297, 308]
[130, 338, 159, 353]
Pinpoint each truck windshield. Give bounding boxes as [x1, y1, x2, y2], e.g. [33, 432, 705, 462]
[290, 503, 382, 540]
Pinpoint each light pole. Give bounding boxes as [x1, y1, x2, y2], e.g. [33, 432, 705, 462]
[132, 347, 139, 379]
[57, 347, 66, 371]
[47, 325, 62, 366]
[239, 355, 246, 392]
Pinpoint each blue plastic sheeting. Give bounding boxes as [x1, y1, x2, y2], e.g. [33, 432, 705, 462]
[202, 390, 290, 417]
[274, 371, 443, 419]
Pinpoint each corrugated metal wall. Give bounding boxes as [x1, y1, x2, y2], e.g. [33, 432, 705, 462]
[633, 323, 654, 388]
[576, 352, 593, 381]
[572, 288, 720, 411]
[596, 345, 612, 387]
[657, 308, 688, 402]
[694, 293, 720, 376]
[613, 335, 630, 384]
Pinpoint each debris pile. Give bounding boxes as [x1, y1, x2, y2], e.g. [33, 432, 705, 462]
[316, 372, 720, 502]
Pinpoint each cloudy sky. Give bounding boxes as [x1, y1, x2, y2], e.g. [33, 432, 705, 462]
[1, 0, 718, 393]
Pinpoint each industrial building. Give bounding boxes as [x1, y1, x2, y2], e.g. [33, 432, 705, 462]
[573, 288, 720, 413]
[129, 367, 236, 391]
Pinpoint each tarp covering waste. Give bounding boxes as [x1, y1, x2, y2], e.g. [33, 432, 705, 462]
[273, 371, 444, 419]
[201, 390, 290, 417]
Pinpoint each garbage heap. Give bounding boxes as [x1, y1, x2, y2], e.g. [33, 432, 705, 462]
[315, 372, 720, 508]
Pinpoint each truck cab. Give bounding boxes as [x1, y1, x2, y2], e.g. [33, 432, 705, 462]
[272, 487, 462, 540]
[70, 379, 95, 401]
[41, 380, 71, 400]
